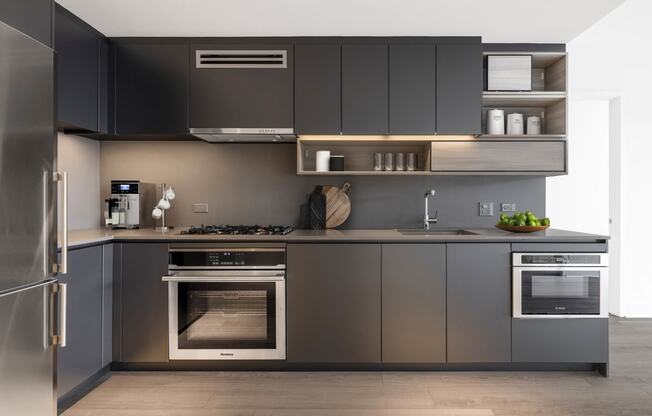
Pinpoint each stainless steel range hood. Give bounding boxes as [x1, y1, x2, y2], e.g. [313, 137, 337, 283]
[190, 128, 296, 143]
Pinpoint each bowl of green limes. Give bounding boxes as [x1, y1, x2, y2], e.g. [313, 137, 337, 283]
[496, 211, 550, 233]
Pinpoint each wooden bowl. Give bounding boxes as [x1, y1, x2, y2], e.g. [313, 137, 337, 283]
[496, 224, 550, 233]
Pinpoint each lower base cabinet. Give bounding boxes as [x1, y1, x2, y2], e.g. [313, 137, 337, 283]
[382, 244, 446, 363]
[512, 318, 609, 363]
[287, 244, 381, 363]
[120, 243, 169, 363]
[58, 245, 106, 398]
[447, 243, 511, 363]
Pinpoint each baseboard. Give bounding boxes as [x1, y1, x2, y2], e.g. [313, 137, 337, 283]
[57, 365, 111, 414]
[110, 361, 601, 373]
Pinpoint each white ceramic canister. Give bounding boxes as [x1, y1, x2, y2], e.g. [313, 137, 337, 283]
[506, 113, 524, 135]
[316, 150, 331, 172]
[486, 109, 505, 135]
[526, 116, 542, 135]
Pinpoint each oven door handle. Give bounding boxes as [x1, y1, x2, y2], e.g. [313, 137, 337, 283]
[162, 273, 285, 283]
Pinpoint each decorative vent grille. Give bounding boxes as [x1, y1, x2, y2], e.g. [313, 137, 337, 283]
[195, 50, 287, 68]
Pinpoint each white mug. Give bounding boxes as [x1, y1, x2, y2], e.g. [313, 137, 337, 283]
[316, 150, 331, 172]
[157, 198, 171, 210]
[152, 207, 163, 219]
[165, 187, 176, 201]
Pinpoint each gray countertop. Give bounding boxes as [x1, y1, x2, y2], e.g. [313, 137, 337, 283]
[65, 227, 609, 249]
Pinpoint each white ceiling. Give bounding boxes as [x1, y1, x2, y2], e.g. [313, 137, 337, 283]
[56, 0, 626, 43]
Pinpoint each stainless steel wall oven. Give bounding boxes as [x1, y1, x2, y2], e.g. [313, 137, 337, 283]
[513, 253, 608, 318]
[163, 243, 286, 360]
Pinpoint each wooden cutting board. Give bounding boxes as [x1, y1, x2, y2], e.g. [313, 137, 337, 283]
[322, 182, 351, 228]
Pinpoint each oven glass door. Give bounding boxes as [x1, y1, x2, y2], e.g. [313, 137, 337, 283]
[521, 270, 602, 315]
[176, 281, 277, 350]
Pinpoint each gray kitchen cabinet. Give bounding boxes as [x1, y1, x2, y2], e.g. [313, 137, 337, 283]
[189, 43, 294, 130]
[294, 44, 341, 134]
[120, 243, 169, 362]
[430, 141, 566, 172]
[115, 41, 189, 135]
[436, 43, 482, 135]
[0, 0, 52, 47]
[101, 244, 113, 367]
[341, 44, 389, 134]
[382, 244, 446, 363]
[287, 244, 381, 363]
[447, 243, 511, 363]
[57, 246, 103, 397]
[512, 319, 608, 363]
[55, 4, 101, 132]
[389, 44, 436, 134]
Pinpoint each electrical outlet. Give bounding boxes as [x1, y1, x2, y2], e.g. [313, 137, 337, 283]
[501, 203, 516, 212]
[479, 202, 494, 216]
[193, 203, 209, 213]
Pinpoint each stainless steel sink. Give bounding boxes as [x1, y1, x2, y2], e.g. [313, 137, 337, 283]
[397, 229, 479, 236]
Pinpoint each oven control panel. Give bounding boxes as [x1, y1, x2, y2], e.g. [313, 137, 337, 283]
[207, 252, 246, 266]
[169, 247, 286, 269]
[521, 254, 600, 265]
[514, 253, 608, 267]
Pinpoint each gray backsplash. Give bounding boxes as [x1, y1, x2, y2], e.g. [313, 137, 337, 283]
[100, 140, 545, 229]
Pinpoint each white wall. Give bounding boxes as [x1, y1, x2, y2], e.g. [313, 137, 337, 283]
[554, 0, 652, 317]
[546, 100, 610, 236]
[57, 133, 101, 230]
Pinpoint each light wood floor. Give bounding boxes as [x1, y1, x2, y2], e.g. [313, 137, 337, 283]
[63, 317, 652, 416]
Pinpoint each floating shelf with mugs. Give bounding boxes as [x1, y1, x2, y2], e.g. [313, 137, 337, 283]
[480, 48, 567, 140]
[296, 136, 435, 176]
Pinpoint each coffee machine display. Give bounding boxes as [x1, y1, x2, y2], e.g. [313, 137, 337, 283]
[105, 180, 156, 229]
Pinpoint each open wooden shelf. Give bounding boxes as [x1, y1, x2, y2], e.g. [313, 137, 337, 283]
[478, 134, 566, 140]
[482, 91, 566, 107]
[297, 136, 434, 176]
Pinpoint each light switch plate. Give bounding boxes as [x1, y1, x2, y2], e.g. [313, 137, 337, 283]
[193, 203, 209, 213]
[479, 202, 494, 216]
[501, 203, 516, 212]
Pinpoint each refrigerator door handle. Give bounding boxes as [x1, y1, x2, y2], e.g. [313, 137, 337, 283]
[54, 171, 68, 274]
[54, 282, 67, 347]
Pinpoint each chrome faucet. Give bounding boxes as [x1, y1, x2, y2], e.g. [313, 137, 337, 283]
[424, 189, 438, 230]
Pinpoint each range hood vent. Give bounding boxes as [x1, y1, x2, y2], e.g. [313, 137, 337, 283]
[189, 128, 296, 143]
[195, 50, 288, 69]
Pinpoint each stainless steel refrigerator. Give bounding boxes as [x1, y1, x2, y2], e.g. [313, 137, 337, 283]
[0, 20, 68, 416]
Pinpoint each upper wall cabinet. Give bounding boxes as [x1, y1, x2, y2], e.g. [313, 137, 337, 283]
[55, 4, 101, 132]
[389, 44, 436, 134]
[114, 41, 189, 136]
[436, 43, 482, 135]
[0, 0, 52, 47]
[294, 44, 341, 135]
[341, 44, 389, 134]
[189, 43, 293, 130]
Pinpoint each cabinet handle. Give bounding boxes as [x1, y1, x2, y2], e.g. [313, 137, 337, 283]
[54, 171, 68, 274]
[57, 283, 67, 347]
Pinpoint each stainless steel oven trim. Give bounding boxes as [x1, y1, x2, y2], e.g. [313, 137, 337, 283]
[169, 265, 286, 271]
[167, 278, 286, 360]
[512, 252, 609, 267]
[513, 266, 608, 318]
[169, 248, 285, 253]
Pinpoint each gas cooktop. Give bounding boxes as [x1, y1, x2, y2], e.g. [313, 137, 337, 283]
[180, 224, 294, 236]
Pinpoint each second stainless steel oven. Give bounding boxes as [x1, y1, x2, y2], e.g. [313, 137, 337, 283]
[513, 253, 608, 318]
[163, 243, 286, 360]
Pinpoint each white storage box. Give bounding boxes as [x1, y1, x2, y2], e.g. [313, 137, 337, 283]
[487, 55, 532, 91]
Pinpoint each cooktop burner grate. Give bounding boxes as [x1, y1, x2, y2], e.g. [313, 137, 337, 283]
[181, 225, 294, 236]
